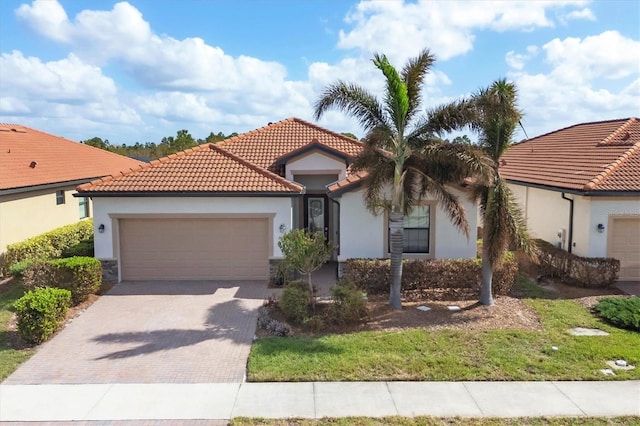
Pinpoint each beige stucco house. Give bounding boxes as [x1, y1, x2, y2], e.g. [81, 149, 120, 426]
[500, 117, 640, 281]
[77, 118, 477, 282]
[0, 124, 144, 266]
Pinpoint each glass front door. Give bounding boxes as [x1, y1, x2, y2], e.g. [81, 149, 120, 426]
[305, 195, 328, 239]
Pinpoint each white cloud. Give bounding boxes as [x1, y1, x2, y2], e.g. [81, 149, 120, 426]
[563, 8, 596, 22]
[0, 51, 117, 101]
[338, 0, 590, 63]
[13, 0, 290, 95]
[508, 31, 640, 137]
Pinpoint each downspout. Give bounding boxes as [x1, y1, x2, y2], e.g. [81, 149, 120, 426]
[326, 190, 341, 258]
[561, 193, 574, 253]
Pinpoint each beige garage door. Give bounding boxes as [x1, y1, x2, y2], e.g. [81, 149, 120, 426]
[120, 218, 269, 280]
[609, 217, 640, 281]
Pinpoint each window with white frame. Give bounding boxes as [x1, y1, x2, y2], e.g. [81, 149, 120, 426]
[388, 205, 430, 253]
[78, 197, 90, 219]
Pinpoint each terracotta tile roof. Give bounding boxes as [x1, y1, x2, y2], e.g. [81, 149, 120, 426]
[326, 171, 368, 194]
[500, 118, 640, 192]
[0, 124, 145, 191]
[218, 117, 364, 173]
[77, 144, 304, 194]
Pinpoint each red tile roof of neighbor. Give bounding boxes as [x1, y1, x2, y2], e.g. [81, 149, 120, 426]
[77, 144, 304, 194]
[500, 117, 640, 193]
[78, 117, 363, 194]
[0, 124, 145, 191]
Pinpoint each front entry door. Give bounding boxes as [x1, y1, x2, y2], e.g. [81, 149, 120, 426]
[304, 195, 329, 240]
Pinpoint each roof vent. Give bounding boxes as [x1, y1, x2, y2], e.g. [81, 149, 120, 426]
[622, 132, 630, 141]
[29, 161, 37, 168]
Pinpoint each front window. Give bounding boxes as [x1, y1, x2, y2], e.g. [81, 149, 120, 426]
[56, 190, 65, 205]
[388, 205, 430, 253]
[78, 197, 90, 219]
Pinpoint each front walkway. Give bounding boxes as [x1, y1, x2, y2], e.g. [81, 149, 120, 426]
[1, 380, 638, 421]
[3, 281, 267, 384]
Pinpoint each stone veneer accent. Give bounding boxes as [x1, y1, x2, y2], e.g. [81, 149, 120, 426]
[100, 260, 118, 283]
[337, 261, 347, 279]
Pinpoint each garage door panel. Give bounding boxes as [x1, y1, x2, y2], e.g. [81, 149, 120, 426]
[609, 218, 640, 281]
[120, 218, 269, 281]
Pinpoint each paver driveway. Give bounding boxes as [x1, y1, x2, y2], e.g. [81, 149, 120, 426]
[3, 281, 268, 384]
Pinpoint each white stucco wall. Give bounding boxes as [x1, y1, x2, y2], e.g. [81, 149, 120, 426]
[285, 151, 347, 181]
[338, 190, 385, 259]
[91, 197, 293, 260]
[589, 198, 640, 257]
[1, 186, 91, 254]
[508, 183, 640, 257]
[337, 187, 477, 261]
[433, 188, 478, 259]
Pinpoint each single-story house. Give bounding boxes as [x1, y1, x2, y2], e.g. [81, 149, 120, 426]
[0, 124, 144, 265]
[500, 117, 640, 281]
[77, 117, 477, 282]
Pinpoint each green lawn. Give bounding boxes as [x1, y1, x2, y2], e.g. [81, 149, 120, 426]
[0, 281, 34, 381]
[247, 297, 640, 382]
[232, 416, 640, 426]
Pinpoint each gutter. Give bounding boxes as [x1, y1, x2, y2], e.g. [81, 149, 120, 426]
[561, 193, 574, 253]
[73, 191, 305, 198]
[504, 179, 639, 197]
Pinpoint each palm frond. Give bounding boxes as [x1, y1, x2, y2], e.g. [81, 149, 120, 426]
[372, 54, 410, 136]
[411, 98, 477, 141]
[407, 167, 469, 238]
[401, 48, 436, 122]
[313, 81, 388, 132]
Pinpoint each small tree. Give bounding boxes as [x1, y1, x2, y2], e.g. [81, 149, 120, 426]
[278, 229, 333, 308]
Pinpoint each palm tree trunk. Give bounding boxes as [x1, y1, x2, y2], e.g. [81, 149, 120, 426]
[389, 210, 404, 310]
[480, 235, 494, 306]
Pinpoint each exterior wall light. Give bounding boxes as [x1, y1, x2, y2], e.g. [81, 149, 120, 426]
[597, 223, 605, 233]
[98, 224, 105, 233]
[279, 223, 287, 233]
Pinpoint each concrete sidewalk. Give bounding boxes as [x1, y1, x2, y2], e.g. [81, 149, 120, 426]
[1, 381, 639, 422]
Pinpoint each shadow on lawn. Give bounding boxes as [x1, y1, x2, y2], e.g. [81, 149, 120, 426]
[92, 298, 256, 359]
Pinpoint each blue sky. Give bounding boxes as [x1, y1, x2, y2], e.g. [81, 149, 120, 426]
[0, 0, 638, 145]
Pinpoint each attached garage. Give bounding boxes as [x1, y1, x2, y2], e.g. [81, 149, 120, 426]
[608, 217, 640, 281]
[119, 217, 270, 281]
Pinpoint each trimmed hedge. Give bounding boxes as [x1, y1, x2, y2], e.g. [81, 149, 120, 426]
[534, 239, 619, 288]
[14, 287, 71, 344]
[343, 254, 518, 301]
[3, 220, 93, 274]
[61, 236, 94, 258]
[22, 257, 102, 305]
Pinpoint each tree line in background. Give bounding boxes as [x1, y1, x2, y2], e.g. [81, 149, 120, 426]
[82, 128, 473, 162]
[80, 130, 238, 161]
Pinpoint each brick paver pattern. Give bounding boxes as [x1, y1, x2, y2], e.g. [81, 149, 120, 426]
[3, 281, 268, 384]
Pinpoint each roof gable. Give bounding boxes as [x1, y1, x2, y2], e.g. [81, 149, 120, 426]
[500, 118, 640, 193]
[77, 144, 304, 195]
[0, 124, 145, 191]
[274, 139, 352, 166]
[218, 117, 363, 173]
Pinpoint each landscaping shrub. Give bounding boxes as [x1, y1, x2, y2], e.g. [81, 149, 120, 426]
[48, 257, 102, 305]
[278, 280, 311, 325]
[7, 258, 38, 279]
[326, 279, 368, 326]
[13, 287, 71, 344]
[594, 296, 640, 332]
[22, 260, 54, 288]
[21, 257, 101, 305]
[61, 236, 94, 258]
[343, 254, 518, 301]
[534, 239, 619, 288]
[3, 220, 93, 274]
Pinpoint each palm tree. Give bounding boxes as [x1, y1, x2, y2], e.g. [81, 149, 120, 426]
[314, 49, 488, 310]
[467, 79, 535, 306]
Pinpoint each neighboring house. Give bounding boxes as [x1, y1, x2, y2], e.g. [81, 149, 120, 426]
[501, 117, 640, 281]
[77, 118, 477, 282]
[0, 124, 145, 265]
